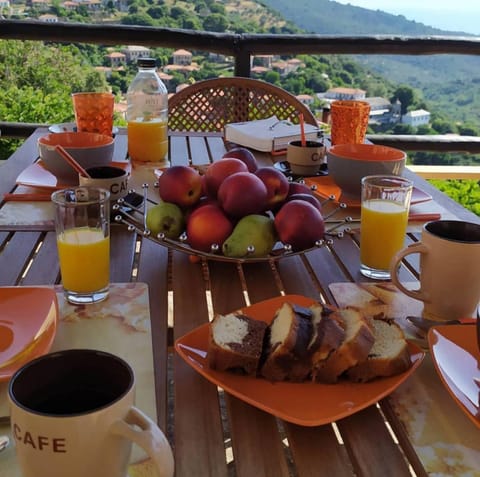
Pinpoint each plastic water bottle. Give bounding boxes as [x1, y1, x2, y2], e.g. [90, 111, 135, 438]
[126, 58, 168, 164]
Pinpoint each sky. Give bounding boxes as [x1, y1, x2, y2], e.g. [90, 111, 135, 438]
[333, 0, 480, 35]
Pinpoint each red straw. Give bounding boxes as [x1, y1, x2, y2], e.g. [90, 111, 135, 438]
[55, 145, 91, 178]
[299, 113, 306, 147]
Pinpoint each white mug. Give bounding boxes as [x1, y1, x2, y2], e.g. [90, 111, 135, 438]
[390, 220, 480, 321]
[79, 166, 130, 203]
[9, 349, 174, 477]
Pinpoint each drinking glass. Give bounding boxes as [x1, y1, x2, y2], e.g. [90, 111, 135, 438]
[360, 175, 413, 280]
[72, 92, 115, 136]
[51, 187, 110, 304]
[330, 100, 370, 145]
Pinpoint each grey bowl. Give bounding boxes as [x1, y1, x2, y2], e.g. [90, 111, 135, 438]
[327, 144, 406, 199]
[38, 131, 114, 181]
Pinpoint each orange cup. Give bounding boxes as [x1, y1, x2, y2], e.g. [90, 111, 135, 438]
[330, 100, 370, 145]
[72, 92, 114, 136]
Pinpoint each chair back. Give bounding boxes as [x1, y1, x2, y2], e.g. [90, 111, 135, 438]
[168, 77, 317, 132]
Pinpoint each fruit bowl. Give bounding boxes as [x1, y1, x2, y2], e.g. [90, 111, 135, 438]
[113, 183, 351, 264]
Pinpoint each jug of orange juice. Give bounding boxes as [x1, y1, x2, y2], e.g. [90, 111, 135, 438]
[126, 58, 168, 164]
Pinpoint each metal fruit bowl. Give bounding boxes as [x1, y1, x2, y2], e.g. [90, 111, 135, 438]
[113, 183, 353, 264]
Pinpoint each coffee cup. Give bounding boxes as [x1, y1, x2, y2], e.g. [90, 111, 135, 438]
[390, 220, 480, 321]
[8, 349, 174, 477]
[286, 140, 326, 176]
[79, 166, 130, 203]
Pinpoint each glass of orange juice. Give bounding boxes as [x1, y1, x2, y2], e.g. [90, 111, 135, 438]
[51, 187, 110, 304]
[360, 175, 413, 280]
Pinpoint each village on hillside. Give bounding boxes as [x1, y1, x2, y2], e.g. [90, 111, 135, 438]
[103, 45, 430, 127]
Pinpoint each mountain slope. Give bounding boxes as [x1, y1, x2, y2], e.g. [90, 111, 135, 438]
[259, 0, 480, 124]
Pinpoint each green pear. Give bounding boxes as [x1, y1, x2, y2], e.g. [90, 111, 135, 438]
[146, 201, 185, 239]
[222, 214, 277, 258]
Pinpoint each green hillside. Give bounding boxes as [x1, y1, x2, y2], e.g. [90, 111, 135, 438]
[260, 0, 480, 125]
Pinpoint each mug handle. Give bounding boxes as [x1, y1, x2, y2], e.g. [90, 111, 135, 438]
[110, 407, 174, 477]
[390, 242, 429, 303]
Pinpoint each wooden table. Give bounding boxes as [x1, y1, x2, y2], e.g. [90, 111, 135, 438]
[1, 128, 479, 477]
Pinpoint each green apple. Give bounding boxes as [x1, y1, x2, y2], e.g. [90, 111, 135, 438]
[146, 202, 185, 239]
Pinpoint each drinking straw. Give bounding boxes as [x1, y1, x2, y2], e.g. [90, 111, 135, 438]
[55, 145, 91, 178]
[299, 113, 306, 147]
[3, 193, 52, 202]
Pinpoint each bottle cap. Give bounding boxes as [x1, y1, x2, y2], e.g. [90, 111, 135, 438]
[137, 57, 156, 68]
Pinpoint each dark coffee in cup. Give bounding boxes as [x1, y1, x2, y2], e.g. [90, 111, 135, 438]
[10, 349, 132, 416]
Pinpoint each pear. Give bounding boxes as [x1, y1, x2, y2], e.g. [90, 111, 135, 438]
[146, 201, 185, 239]
[222, 214, 276, 258]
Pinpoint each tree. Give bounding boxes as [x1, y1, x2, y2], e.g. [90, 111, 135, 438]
[391, 85, 417, 114]
[203, 13, 229, 32]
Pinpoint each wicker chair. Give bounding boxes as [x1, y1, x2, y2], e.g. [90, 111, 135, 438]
[168, 77, 317, 132]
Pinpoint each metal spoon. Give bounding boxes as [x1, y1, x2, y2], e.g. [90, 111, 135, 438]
[0, 435, 9, 452]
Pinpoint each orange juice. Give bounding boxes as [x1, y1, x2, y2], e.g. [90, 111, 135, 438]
[360, 199, 408, 270]
[57, 227, 110, 293]
[127, 119, 168, 162]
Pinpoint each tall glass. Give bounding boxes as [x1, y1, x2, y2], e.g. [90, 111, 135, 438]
[360, 175, 413, 280]
[330, 100, 370, 145]
[51, 187, 110, 304]
[72, 92, 115, 136]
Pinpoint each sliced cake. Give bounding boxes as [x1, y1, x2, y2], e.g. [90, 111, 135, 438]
[207, 312, 268, 376]
[308, 303, 346, 365]
[347, 317, 412, 382]
[260, 302, 313, 382]
[312, 307, 375, 383]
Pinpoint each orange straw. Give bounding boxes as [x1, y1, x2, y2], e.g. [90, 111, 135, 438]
[299, 113, 306, 147]
[3, 193, 52, 202]
[55, 145, 91, 178]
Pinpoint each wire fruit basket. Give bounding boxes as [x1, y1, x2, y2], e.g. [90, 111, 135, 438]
[113, 183, 354, 264]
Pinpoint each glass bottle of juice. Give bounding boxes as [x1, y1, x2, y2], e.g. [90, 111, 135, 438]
[126, 57, 168, 164]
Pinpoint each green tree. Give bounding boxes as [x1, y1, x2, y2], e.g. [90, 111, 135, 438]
[203, 13, 229, 32]
[391, 85, 417, 114]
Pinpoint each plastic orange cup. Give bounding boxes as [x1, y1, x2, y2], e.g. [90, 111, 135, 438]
[330, 100, 370, 145]
[72, 92, 114, 136]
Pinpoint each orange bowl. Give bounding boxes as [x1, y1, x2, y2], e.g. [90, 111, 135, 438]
[327, 144, 406, 198]
[38, 132, 114, 181]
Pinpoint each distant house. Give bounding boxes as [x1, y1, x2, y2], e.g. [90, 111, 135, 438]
[324, 87, 366, 101]
[402, 109, 431, 126]
[62, 1, 79, 10]
[296, 94, 314, 107]
[365, 97, 401, 124]
[38, 13, 58, 22]
[163, 63, 200, 74]
[0, 0, 10, 10]
[172, 49, 192, 66]
[122, 46, 151, 63]
[254, 55, 273, 68]
[105, 51, 126, 68]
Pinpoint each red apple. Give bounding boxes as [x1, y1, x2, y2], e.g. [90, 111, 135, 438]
[274, 200, 325, 251]
[287, 182, 315, 197]
[218, 172, 268, 217]
[157, 165, 202, 208]
[254, 167, 290, 209]
[204, 158, 248, 198]
[286, 193, 323, 213]
[186, 204, 234, 252]
[222, 147, 258, 173]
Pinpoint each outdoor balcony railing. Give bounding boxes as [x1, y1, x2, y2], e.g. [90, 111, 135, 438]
[1, 19, 480, 179]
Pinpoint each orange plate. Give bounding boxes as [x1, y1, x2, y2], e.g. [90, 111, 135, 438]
[428, 325, 480, 429]
[304, 175, 432, 208]
[175, 294, 425, 426]
[16, 160, 131, 190]
[0, 287, 58, 382]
